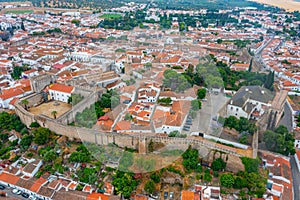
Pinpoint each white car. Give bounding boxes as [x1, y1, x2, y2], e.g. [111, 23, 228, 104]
[12, 189, 22, 195]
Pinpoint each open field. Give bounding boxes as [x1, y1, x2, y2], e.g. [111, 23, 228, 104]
[100, 13, 122, 19]
[250, 0, 300, 11]
[29, 100, 71, 119]
[4, 9, 33, 14]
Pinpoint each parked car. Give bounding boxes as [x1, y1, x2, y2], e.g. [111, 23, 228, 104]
[164, 192, 168, 199]
[150, 192, 159, 199]
[169, 192, 174, 199]
[22, 192, 30, 198]
[183, 127, 190, 131]
[12, 189, 22, 195]
[0, 184, 5, 190]
[185, 122, 192, 125]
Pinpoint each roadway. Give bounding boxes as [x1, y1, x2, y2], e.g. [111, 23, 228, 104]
[0, 186, 29, 200]
[190, 92, 229, 136]
[278, 102, 293, 132]
[290, 156, 300, 200]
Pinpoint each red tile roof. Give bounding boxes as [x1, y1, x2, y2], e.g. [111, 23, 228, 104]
[30, 177, 47, 193]
[0, 88, 24, 100]
[86, 193, 109, 200]
[9, 98, 19, 105]
[181, 190, 194, 200]
[0, 172, 20, 185]
[49, 83, 74, 94]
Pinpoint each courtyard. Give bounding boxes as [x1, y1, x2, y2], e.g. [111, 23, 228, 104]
[29, 100, 72, 119]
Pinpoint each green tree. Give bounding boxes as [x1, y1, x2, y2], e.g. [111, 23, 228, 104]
[220, 173, 235, 188]
[263, 126, 295, 156]
[144, 180, 155, 194]
[233, 176, 247, 189]
[119, 152, 133, 171]
[150, 172, 161, 183]
[71, 19, 81, 26]
[33, 127, 51, 145]
[191, 99, 201, 111]
[197, 88, 206, 99]
[20, 135, 33, 151]
[203, 172, 212, 182]
[21, 99, 29, 110]
[112, 171, 137, 198]
[43, 150, 57, 162]
[241, 157, 259, 173]
[182, 147, 199, 172]
[163, 69, 191, 92]
[158, 97, 172, 105]
[124, 113, 132, 121]
[211, 158, 226, 171]
[29, 122, 40, 128]
[68, 94, 84, 105]
[51, 110, 57, 119]
[264, 71, 274, 90]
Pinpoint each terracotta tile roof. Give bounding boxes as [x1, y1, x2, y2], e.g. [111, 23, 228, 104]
[296, 150, 300, 161]
[30, 177, 47, 192]
[48, 180, 60, 190]
[0, 88, 24, 100]
[86, 192, 110, 200]
[37, 186, 55, 198]
[272, 183, 283, 193]
[52, 188, 88, 200]
[0, 172, 20, 185]
[49, 83, 74, 94]
[135, 195, 148, 200]
[114, 120, 131, 131]
[15, 178, 35, 190]
[181, 190, 194, 200]
[23, 69, 37, 74]
[9, 97, 19, 106]
[68, 182, 77, 190]
[83, 185, 91, 193]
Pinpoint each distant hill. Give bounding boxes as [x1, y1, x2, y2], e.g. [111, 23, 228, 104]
[0, 0, 267, 10]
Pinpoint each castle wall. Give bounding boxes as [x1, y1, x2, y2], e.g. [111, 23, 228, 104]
[15, 95, 252, 158]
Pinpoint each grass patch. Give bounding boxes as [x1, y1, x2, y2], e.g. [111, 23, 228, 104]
[5, 10, 33, 14]
[161, 149, 184, 156]
[100, 13, 121, 19]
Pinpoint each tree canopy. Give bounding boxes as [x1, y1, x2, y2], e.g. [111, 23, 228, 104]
[263, 125, 295, 156]
[163, 69, 191, 93]
[33, 127, 51, 145]
[144, 180, 155, 194]
[197, 88, 206, 99]
[112, 171, 138, 198]
[211, 158, 226, 171]
[182, 147, 199, 172]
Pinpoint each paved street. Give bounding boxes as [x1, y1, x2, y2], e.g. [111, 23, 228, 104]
[0, 186, 29, 200]
[279, 102, 293, 132]
[290, 156, 300, 200]
[190, 92, 229, 136]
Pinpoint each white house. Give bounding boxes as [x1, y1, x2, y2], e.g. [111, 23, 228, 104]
[48, 83, 74, 103]
[137, 83, 161, 103]
[22, 69, 39, 79]
[153, 100, 190, 134]
[22, 159, 43, 177]
[0, 88, 25, 109]
[227, 86, 275, 120]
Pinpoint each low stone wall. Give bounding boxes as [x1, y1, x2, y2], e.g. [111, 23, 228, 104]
[14, 96, 253, 158]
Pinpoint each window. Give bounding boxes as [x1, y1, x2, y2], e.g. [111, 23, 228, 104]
[236, 108, 238, 111]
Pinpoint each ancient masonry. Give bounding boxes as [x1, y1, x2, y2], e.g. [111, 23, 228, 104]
[15, 87, 253, 158]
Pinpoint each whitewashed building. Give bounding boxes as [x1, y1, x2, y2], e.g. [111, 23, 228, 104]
[49, 83, 74, 103]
